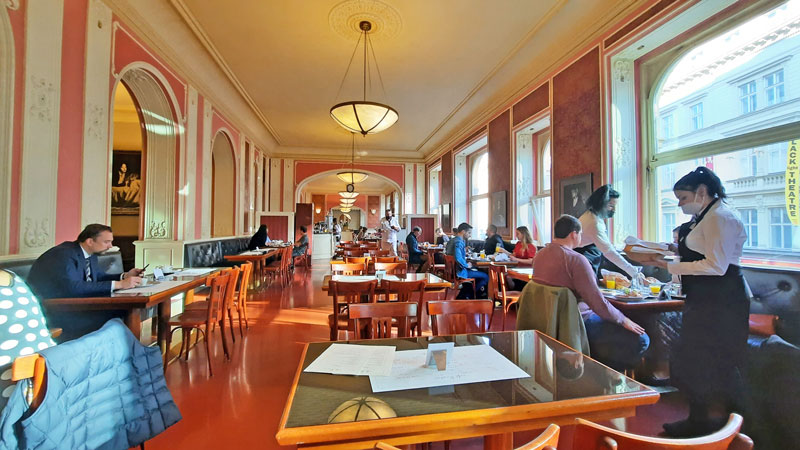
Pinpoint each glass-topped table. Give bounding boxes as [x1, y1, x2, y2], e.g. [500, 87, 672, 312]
[276, 330, 658, 449]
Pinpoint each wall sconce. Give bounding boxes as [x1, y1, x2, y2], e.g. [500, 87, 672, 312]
[315, 207, 321, 214]
[370, 208, 377, 215]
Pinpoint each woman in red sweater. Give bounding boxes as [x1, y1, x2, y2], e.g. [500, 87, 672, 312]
[498, 226, 537, 290]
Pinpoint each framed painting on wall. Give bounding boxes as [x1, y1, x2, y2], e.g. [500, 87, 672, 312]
[491, 191, 507, 227]
[559, 173, 593, 218]
[111, 150, 142, 215]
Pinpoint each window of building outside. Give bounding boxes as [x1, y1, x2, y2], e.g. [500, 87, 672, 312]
[649, 0, 800, 265]
[428, 166, 440, 216]
[660, 114, 674, 139]
[534, 139, 552, 244]
[691, 103, 703, 130]
[470, 152, 489, 239]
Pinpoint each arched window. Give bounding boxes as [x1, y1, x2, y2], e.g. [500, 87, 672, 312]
[470, 152, 489, 238]
[646, 0, 800, 263]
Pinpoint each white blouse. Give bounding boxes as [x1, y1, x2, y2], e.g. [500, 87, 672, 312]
[578, 210, 638, 278]
[667, 201, 746, 276]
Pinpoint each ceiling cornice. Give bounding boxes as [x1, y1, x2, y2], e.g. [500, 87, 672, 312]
[270, 146, 424, 163]
[169, 0, 283, 145]
[422, 0, 643, 165]
[103, 0, 278, 153]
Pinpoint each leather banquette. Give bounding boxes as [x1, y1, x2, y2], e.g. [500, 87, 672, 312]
[0, 251, 123, 283]
[183, 237, 250, 268]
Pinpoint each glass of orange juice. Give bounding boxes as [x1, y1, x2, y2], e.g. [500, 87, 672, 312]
[605, 278, 616, 289]
[650, 284, 661, 295]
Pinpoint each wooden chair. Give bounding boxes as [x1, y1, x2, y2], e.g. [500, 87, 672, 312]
[374, 261, 407, 275]
[397, 242, 409, 260]
[232, 262, 253, 337]
[375, 256, 398, 263]
[488, 263, 522, 331]
[444, 254, 476, 299]
[344, 249, 366, 257]
[427, 300, 493, 336]
[345, 256, 370, 265]
[573, 413, 753, 450]
[331, 262, 366, 275]
[383, 279, 427, 336]
[165, 273, 230, 376]
[370, 249, 391, 257]
[292, 246, 310, 270]
[373, 424, 560, 450]
[265, 247, 291, 286]
[186, 266, 241, 343]
[329, 280, 378, 340]
[350, 302, 417, 339]
[427, 248, 446, 277]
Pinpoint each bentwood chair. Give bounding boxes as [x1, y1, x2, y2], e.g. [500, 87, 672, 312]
[186, 267, 239, 342]
[427, 300, 493, 336]
[374, 261, 407, 275]
[444, 254, 476, 299]
[427, 248, 446, 277]
[375, 256, 399, 263]
[373, 424, 560, 450]
[344, 249, 366, 258]
[383, 279, 427, 336]
[331, 263, 366, 275]
[345, 256, 370, 265]
[329, 280, 378, 340]
[369, 249, 391, 257]
[165, 273, 230, 376]
[488, 263, 522, 331]
[232, 262, 253, 337]
[349, 302, 417, 339]
[573, 413, 753, 450]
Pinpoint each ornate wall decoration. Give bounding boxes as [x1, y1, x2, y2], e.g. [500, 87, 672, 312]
[613, 59, 632, 83]
[613, 136, 633, 169]
[28, 77, 55, 122]
[85, 103, 106, 140]
[148, 220, 168, 239]
[5, 0, 19, 10]
[329, 0, 402, 42]
[22, 218, 49, 249]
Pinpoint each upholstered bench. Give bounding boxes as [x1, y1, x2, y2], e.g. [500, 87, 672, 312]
[0, 251, 124, 283]
[182, 237, 250, 268]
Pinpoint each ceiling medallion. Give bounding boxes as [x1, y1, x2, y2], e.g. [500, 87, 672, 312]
[329, 0, 402, 43]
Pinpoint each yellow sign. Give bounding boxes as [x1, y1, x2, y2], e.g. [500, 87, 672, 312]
[787, 140, 800, 225]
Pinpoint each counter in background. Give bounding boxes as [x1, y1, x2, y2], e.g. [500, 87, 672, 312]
[312, 233, 334, 260]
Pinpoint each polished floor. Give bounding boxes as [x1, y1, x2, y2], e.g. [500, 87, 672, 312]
[149, 263, 689, 449]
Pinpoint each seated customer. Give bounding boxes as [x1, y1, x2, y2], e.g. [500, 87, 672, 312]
[406, 226, 431, 273]
[435, 227, 449, 245]
[248, 225, 271, 250]
[497, 225, 537, 291]
[532, 215, 649, 371]
[446, 222, 489, 298]
[27, 224, 143, 340]
[292, 226, 308, 258]
[484, 224, 504, 255]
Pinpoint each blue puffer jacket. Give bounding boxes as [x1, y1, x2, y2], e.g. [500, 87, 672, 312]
[0, 319, 181, 449]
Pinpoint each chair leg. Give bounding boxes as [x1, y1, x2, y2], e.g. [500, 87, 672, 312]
[178, 328, 187, 360]
[237, 307, 244, 337]
[200, 328, 213, 376]
[228, 308, 236, 342]
[164, 327, 173, 370]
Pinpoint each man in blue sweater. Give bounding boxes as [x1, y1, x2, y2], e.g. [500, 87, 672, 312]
[445, 222, 488, 298]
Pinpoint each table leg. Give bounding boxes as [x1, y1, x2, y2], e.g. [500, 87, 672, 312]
[484, 432, 513, 450]
[157, 300, 172, 354]
[124, 309, 142, 341]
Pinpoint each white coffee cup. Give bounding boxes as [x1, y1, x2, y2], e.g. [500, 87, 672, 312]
[139, 277, 149, 286]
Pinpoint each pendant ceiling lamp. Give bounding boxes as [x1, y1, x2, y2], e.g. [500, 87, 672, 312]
[340, 198, 356, 206]
[330, 20, 398, 136]
[339, 207, 352, 213]
[339, 191, 359, 199]
[337, 132, 368, 188]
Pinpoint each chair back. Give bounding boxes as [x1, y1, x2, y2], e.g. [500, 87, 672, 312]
[350, 302, 417, 339]
[384, 279, 427, 336]
[222, 266, 240, 312]
[573, 413, 752, 450]
[331, 263, 366, 275]
[369, 249, 391, 257]
[517, 424, 560, 450]
[375, 256, 398, 263]
[206, 273, 231, 324]
[488, 263, 509, 302]
[443, 255, 458, 281]
[426, 300, 493, 336]
[345, 256, 370, 265]
[236, 262, 252, 308]
[344, 249, 366, 257]
[374, 262, 407, 275]
[331, 279, 378, 318]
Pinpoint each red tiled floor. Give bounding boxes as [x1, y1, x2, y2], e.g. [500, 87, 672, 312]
[148, 264, 688, 449]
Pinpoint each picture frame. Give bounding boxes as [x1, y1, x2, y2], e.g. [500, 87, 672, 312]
[110, 150, 142, 215]
[491, 191, 507, 228]
[559, 173, 593, 218]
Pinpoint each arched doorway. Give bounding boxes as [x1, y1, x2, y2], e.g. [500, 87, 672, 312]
[109, 82, 143, 269]
[211, 131, 235, 237]
[111, 66, 179, 242]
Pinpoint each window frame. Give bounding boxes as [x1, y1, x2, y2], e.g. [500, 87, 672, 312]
[468, 151, 489, 233]
[739, 80, 757, 114]
[765, 69, 785, 106]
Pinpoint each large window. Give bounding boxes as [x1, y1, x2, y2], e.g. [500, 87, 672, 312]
[648, 1, 800, 264]
[428, 165, 441, 216]
[470, 152, 489, 238]
[515, 118, 551, 246]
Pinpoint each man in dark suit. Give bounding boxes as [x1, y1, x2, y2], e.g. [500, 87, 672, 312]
[28, 224, 143, 340]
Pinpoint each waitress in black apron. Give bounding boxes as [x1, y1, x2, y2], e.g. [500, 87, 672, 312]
[575, 185, 641, 281]
[649, 167, 749, 437]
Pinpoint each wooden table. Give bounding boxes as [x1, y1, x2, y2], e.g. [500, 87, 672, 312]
[507, 268, 534, 282]
[276, 330, 659, 449]
[469, 259, 519, 268]
[44, 271, 218, 351]
[224, 248, 282, 285]
[321, 273, 452, 292]
[604, 295, 685, 313]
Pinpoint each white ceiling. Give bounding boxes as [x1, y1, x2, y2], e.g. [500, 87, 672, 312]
[168, 0, 646, 160]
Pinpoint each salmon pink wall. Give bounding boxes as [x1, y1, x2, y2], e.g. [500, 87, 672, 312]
[294, 161, 404, 189]
[211, 111, 239, 156]
[367, 196, 380, 228]
[260, 215, 289, 241]
[56, 0, 88, 243]
[7, 3, 26, 253]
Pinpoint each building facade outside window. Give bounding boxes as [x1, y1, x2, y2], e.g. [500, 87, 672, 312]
[470, 152, 489, 238]
[660, 114, 674, 139]
[646, 0, 800, 264]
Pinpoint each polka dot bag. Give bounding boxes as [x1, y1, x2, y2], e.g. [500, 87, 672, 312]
[0, 270, 56, 411]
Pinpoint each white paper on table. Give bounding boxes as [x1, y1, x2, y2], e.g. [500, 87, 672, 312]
[333, 275, 376, 283]
[382, 275, 402, 282]
[624, 236, 669, 251]
[369, 344, 530, 393]
[171, 268, 215, 276]
[114, 280, 188, 295]
[304, 344, 396, 377]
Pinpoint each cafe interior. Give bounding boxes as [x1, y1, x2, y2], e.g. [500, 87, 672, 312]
[0, 0, 798, 449]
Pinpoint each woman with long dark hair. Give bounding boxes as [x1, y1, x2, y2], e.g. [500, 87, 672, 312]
[575, 184, 639, 279]
[646, 167, 749, 437]
[248, 225, 269, 250]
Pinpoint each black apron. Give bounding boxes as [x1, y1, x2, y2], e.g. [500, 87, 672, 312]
[575, 244, 603, 278]
[671, 199, 749, 404]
